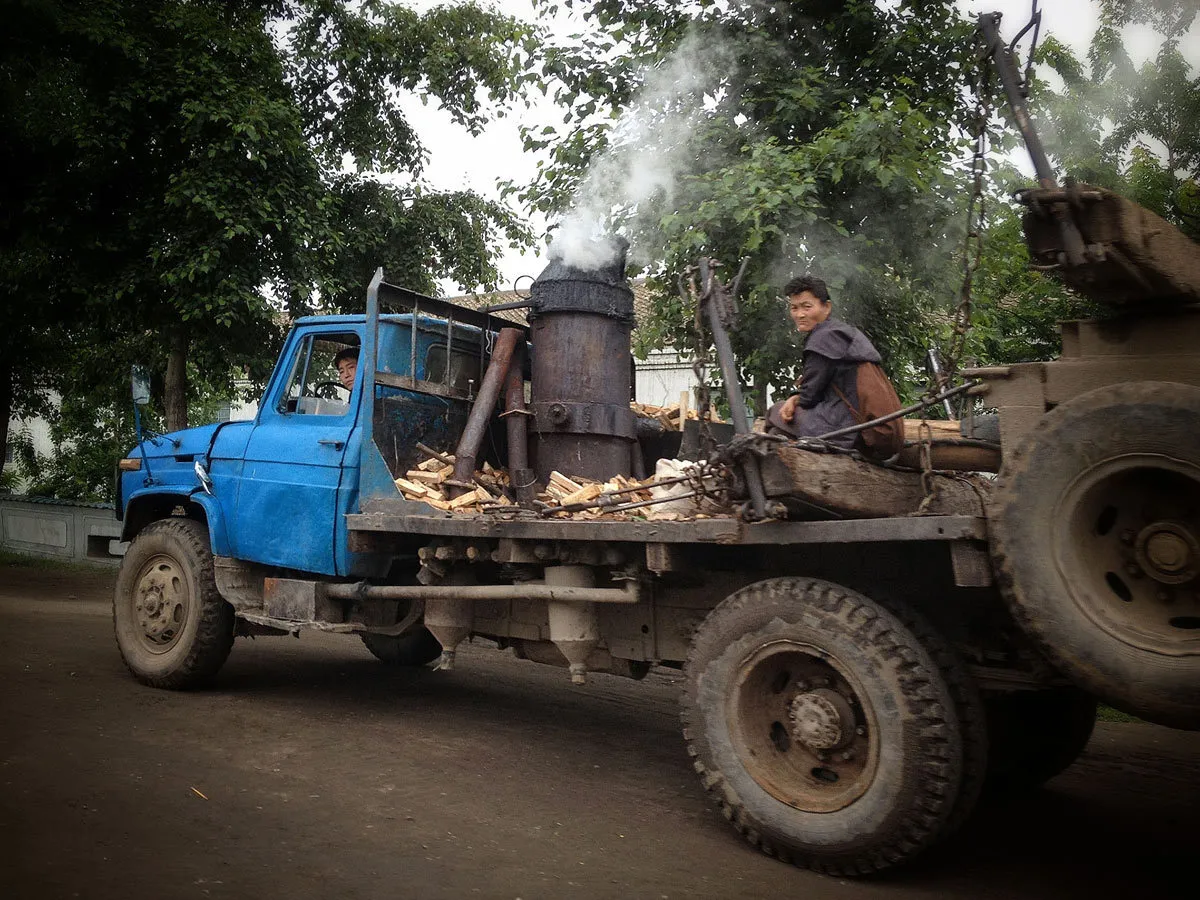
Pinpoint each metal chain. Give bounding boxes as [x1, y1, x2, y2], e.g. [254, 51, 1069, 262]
[914, 42, 994, 512]
[915, 422, 940, 514]
[937, 46, 992, 394]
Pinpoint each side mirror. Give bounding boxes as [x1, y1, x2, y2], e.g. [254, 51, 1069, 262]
[131, 365, 151, 406]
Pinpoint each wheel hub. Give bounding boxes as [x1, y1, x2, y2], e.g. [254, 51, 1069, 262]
[789, 688, 855, 751]
[1136, 522, 1198, 584]
[1055, 455, 1200, 652]
[728, 641, 878, 814]
[134, 558, 188, 649]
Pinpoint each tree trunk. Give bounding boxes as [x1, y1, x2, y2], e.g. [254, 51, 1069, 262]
[750, 369, 770, 417]
[0, 359, 12, 473]
[164, 331, 188, 432]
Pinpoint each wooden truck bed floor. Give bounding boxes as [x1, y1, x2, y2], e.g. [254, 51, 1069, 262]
[349, 499, 986, 546]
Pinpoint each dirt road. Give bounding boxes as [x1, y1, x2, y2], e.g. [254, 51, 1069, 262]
[1, 563, 1197, 900]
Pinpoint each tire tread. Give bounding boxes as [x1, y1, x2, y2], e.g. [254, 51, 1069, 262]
[681, 577, 970, 876]
[114, 517, 234, 690]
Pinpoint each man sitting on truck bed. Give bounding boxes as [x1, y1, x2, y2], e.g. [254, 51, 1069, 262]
[766, 275, 904, 458]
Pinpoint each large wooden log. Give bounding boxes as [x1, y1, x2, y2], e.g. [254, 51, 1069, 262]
[760, 445, 989, 518]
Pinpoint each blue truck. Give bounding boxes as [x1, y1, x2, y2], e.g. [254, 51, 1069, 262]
[109, 253, 1106, 878]
[111, 224, 1200, 876]
[109, 7, 1200, 875]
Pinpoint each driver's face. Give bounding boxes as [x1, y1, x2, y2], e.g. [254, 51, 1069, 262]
[336, 357, 357, 390]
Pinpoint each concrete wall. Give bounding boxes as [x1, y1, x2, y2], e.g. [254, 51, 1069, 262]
[634, 349, 698, 408]
[0, 496, 125, 565]
[634, 348, 776, 412]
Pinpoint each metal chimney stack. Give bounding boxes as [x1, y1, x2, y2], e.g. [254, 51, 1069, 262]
[528, 237, 636, 483]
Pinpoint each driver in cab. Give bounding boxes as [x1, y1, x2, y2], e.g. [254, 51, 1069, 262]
[335, 346, 358, 392]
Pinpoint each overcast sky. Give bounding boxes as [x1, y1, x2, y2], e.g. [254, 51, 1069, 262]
[403, 1, 1195, 292]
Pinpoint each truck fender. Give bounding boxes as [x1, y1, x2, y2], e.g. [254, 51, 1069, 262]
[120, 488, 232, 557]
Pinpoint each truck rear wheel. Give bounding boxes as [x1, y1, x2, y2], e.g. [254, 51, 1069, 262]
[682, 578, 969, 875]
[984, 688, 1097, 792]
[360, 627, 443, 666]
[113, 517, 235, 689]
[990, 381, 1200, 728]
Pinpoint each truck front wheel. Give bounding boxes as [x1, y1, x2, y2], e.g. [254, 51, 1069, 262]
[113, 517, 235, 689]
[682, 578, 970, 875]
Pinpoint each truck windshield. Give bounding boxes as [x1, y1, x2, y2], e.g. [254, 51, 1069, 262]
[278, 333, 360, 416]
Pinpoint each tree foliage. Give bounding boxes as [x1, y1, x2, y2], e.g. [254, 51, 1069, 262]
[518, 0, 978, 409]
[520, 1, 1199, 412]
[959, 0, 1199, 373]
[1032, 0, 1199, 240]
[2, 0, 533, 499]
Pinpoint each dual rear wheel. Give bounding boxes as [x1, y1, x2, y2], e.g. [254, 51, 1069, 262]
[682, 578, 985, 875]
[682, 577, 1096, 875]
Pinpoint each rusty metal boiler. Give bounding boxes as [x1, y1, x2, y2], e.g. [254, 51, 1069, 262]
[527, 238, 636, 484]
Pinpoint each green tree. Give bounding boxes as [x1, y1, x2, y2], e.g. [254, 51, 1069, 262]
[517, 0, 978, 408]
[962, 0, 1199, 369]
[1034, 1, 1198, 238]
[2, 0, 534, 494]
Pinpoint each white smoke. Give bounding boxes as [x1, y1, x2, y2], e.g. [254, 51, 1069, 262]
[549, 29, 735, 271]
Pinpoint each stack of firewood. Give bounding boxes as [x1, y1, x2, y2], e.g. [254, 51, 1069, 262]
[393, 456, 513, 512]
[392, 450, 714, 519]
[631, 395, 723, 432]
[538, 471, 651, 511]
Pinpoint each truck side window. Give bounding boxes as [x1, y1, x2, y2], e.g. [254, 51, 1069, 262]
[425, 344, 482, 393]
[277, 333, 360, 416]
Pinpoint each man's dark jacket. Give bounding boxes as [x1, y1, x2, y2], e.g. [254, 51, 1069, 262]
[777, 317, 884, 447]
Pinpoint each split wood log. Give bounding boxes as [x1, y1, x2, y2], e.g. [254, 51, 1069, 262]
[448, 489, 483, 509]
[562, 482, 604, 506]
[905, 418, 962, 438]
[405, 469, 446, 484]
[394, 477, 432, 498]
[759, 445, 989, 518]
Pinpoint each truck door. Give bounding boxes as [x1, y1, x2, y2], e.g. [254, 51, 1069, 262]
[236, 328, 361, 575]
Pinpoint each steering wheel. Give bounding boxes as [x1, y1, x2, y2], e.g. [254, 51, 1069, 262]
[312, 381, 348, 400]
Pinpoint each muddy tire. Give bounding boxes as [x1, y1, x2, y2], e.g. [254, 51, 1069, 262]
[682, 578, 968, 875]
[984, 688, 1097, 793]
[361, 627, 442, 666]
[990, 381, 1200, 728]
[113, 517, 235, 689]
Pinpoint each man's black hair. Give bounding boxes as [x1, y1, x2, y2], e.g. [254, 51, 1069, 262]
[334, 346, 360, 366]
[783, 275, 831, 304]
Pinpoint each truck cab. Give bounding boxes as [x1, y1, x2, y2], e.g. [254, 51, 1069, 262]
[116, 284, 501, 579]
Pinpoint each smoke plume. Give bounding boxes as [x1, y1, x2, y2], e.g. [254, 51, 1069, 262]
[548, 29, 735, 271]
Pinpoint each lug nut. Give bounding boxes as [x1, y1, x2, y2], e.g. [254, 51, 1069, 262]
[855, 726, 866, 737]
